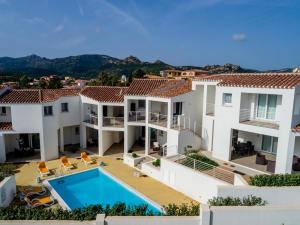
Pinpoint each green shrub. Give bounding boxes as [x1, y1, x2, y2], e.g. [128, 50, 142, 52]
[152, 159, 160, 167]
[188, 153, 219, 167]
[0, 163, 22, 182]
[249, 174, 300, 186]
[0, 203, 158, 220]
[208, 195, 267, 206]
[163, 203, 200, 216]
[132, 153, 139, 158]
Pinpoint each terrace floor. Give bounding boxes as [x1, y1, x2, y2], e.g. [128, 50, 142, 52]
[15, 153, 193, 206]
[240, 119, 279, 129]
[199, 150, 267, 177]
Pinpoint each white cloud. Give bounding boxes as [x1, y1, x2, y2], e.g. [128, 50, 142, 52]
[77, 0, 84, 16]
[53, 24, 64, 32]
[24, 17, 45, 25]
[97, 0, 148, 36]
[232, 33, 247, 41]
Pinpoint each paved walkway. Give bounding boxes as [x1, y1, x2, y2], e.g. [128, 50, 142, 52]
[15, 154, 194, 206]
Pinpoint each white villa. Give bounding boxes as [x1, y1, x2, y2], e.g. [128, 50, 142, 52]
[1, 73, 300, 176]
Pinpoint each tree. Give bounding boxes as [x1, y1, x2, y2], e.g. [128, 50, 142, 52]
[18, 75, 29, 88]
[48, 76, 62, 89]
[132, 69, 145, 79]
[38, 79, 48, 89]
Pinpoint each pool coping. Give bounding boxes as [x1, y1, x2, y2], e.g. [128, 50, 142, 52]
[43, 167, 163, 212]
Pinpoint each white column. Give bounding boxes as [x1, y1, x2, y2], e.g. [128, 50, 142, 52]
[39, 132, 46, 161]
[145, 99, 150, 154]
[167, 100, 172, 129]
[80, 125, 87, 148]
[145, 127, 150, 155]
[0, 134, 6, 162]
[59, 127, 64, 152]
[275, 132, 295, 174]
[124, 98, 129, 154]
[98, 103, 103, 156]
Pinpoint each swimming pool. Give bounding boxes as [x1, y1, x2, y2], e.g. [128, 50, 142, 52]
[46, 168, 161, 213]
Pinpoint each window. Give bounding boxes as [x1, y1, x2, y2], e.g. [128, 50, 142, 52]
[261, 135, 278, 154]
[61, 103, 69, 112]
[174, 102, 183, 115]
[257, 94, 277, 120]
[294, 94, 300, 115]
[103, 106, 107, 117]
[138, 100, 145, 108]
[75, 127, 80, 135]
[1, 107, 6, 115]
[223, 93, 232, 105]
[44, 106, 53, 116]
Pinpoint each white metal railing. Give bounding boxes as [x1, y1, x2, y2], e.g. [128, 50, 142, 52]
[171, 115, 201, 136]
[239, 108, 279, 124]
[84, 114, 98, 125]
[103, 117, 124, 127]
[175, 154, 234, 184]
[206, 103, 215, 116]
[128, 111, 146, 122]
[149, 112, 167, 127]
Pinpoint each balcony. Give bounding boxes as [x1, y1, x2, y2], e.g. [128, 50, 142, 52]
[149, 112, 167, 127]
[128, 111, 146, 123]
[103, 117, 124, 127]
[84, 114, 98, 126]
[239, 108, 279, 130]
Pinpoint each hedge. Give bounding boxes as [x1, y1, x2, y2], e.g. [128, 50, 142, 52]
[249, 174, 300, 186]
[0, 202, 200, 220]
[208, 195, 267, 206]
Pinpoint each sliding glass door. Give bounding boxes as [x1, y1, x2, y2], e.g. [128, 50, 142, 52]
[257, 94, 277, 120]
[261, 135, 278, 154]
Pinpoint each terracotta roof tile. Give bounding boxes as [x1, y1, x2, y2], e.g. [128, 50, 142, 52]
[126, 79, 168, 96]
[195, 73, 300, 89]
[148, 79, 192, 98]
[0, 122, 12, 130]
[126, 79, 192, 98]
[0, 89, 79, 104]
[80, 86, 128, 103]
[292, 123, 300, 132]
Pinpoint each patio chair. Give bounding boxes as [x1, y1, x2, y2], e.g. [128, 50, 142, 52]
[37, 162, 50, 177]
[24, 195, 55, 208]
[255, 153, 267, 165]
[19, 186, 47, 199]
[266, 160, 276, 173]
[60, 156, 74, 171]
[152, 142, 160, 152]
[81, 152, 93, 166]
[292, 155, 300, 171]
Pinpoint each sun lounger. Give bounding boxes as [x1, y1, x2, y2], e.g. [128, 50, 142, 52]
[19, 186, 47, 199]
[24, 195, 55, 208]
[38, 162, 50, 177]
[81, 152, 93, 166]
[60, 156, 73, 171]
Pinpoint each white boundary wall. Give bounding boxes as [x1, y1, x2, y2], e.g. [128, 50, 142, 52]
[0, 176, 16, 207]
[217, 185, 300, 205]
[200, 204, 300, 225]
[160, 158, 230, 203]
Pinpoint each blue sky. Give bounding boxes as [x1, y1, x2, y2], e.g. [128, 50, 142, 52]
[0, 0, 299, 70]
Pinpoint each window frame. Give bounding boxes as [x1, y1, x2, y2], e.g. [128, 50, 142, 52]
[44, 106, 53, 116]
[256, 94, 277, 121]
[261, 135, 278, 154]
[61, 102, 69, 113]
[223, 93, 232, 106]
[1, 107, 6, 115]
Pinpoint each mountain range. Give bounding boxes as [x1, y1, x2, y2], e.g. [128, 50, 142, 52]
[0, 54, 293, 78]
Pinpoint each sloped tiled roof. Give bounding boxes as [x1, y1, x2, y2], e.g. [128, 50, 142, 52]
[80, 86, 128, 103]
[126, 79, 168, 96]
[0, 122, 12, 131]
[126, 79, 192, 98]
[149, 79, 192, 98]
[292, 123, 300, 132]
[195, 73, 300, 89]
[0, 89, 79, 104]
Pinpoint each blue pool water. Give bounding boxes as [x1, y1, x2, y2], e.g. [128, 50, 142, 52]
[48, 168, 161, 213]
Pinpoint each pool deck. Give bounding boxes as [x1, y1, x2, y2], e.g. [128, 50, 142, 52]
[15, 155, 194, 207]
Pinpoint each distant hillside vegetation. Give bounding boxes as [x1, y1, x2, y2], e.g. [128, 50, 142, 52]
[0, 54, 262, 78]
